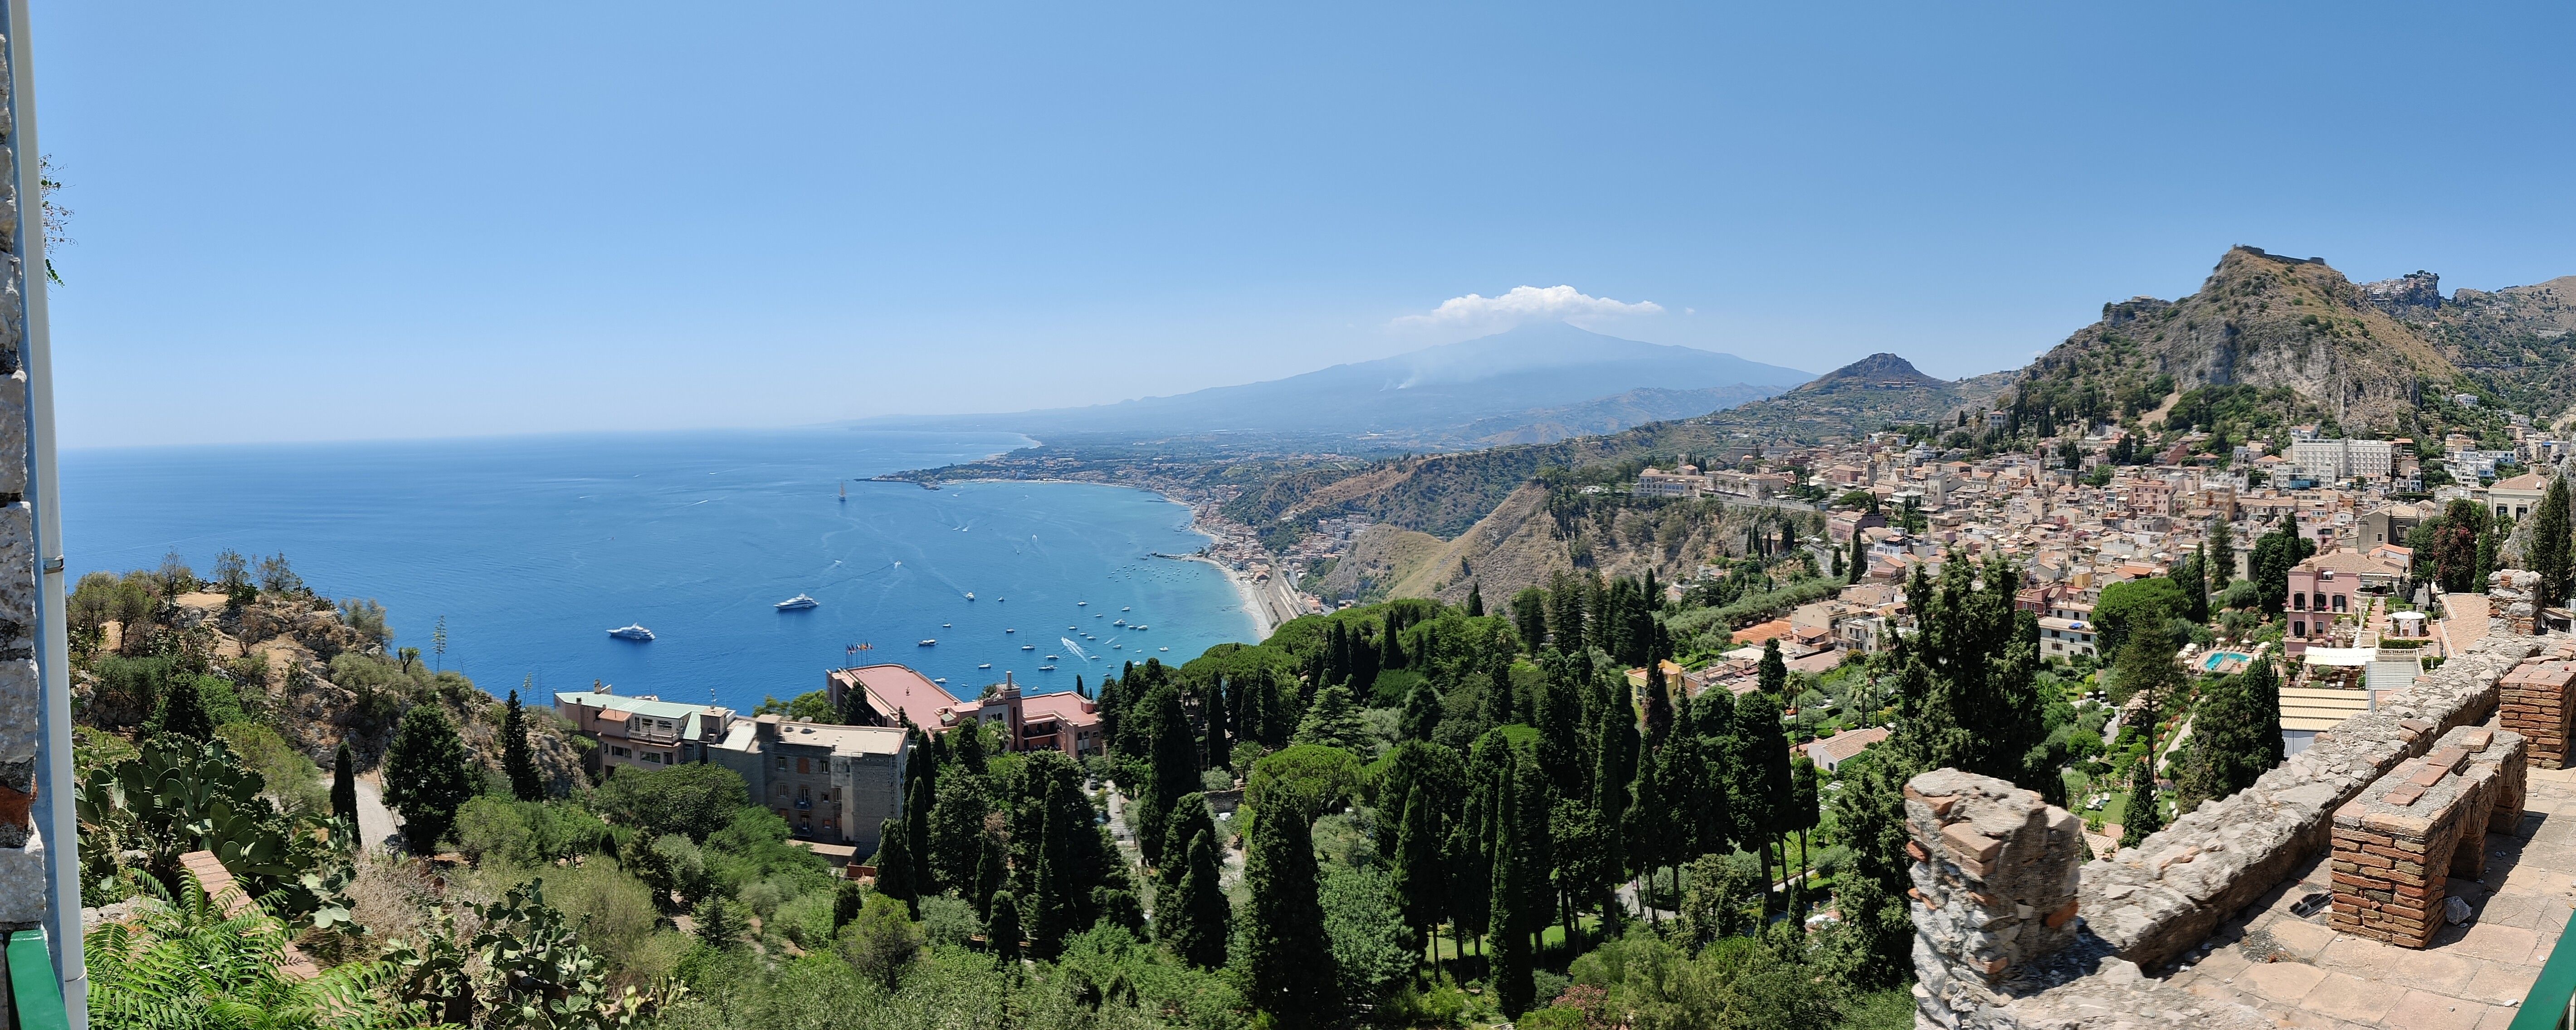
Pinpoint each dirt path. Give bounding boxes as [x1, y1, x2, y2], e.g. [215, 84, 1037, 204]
[352, 772, 402, 855]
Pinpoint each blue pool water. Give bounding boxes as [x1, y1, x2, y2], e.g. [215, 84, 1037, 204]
[59, 428, 1259, 711]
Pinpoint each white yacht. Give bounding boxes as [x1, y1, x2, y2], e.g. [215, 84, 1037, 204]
[917, 638, 937, 646]
[1022, 644, 1035, 651]
[774, 594, 818, 611]
[978, 663, 992, 670]
[609, 624, 654, 641]
[965, 592, 976, 601]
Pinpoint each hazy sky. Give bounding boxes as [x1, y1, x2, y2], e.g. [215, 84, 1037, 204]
[35, 2, 2576, 447]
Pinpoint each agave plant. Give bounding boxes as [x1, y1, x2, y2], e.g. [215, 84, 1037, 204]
[85, 879, 449, 1030]
[75, 735, 351, 922]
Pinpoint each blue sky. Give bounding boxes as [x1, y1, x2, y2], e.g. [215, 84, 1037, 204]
[34, 2, 2576, 447]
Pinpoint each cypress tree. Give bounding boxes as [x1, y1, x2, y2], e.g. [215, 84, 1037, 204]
[2174, 553, 2209, 626]
[1641, 663, 1673, 750]
[1787, 754, 1820, 909]
[1758, 638, 1787, 696]
[2206, 519, 2235, 591]
[873, 817, 918, 911]
[2119, 747, 2165, 849]
[1157, 794, 1215, 891]
[1382, 618, 1407, 671]
[1160, 831, 1230, 969]
[1245, 802, 1341, 1027]
[2536, 474, 2573, 607]
[1134, 685, 1197, 868]
[1847, 532, 1869, 583]
[330, 742, 359, 826]
[502, 689, 545, 801]
[974, 836, 1004, 918]
[1591, 688, 1636, 922]
[383, 705, 474, 854]
[1733, 690, 1793, 906]
[987, 890, 1025, 965]
[2245, 651, 2285, 770]
[1466, 583, 1484, 617]
[1390, 783, 1446, 973]
[905, 776, 938, 895]
[1400, 682, 1444, 742]
[1488, 768, 1535, 1017]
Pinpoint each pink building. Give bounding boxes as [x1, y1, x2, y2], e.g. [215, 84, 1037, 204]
[827, 664, 1104, 757]
[2285, 551, 2404, 640]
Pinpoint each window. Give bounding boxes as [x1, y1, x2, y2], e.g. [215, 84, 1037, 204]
[2293, 620, 2308, 637]
[610, 746, 630, 758]
[644, 752, 663, 764]
[2332, 595, 2347, 612]
[775, 756, 788, 772]
[797, 757, 810, 774]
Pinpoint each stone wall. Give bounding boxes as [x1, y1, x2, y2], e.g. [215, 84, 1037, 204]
[0, 14, 42, 942]
[2498, 645, 2576, 767]
[2075, 632, 2536, 969]
[2491, 570, 2540, 636]
[1903, 769, 2086, 1026]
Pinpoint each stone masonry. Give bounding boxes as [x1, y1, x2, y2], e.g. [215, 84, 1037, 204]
[2491, 569, 2541, 636]
[2077, 632, 2538, 969]
[2498, 641, 2576, 768]
[1903, 769, 2087, 1028]
[2327, 725, 2525, 947]
[0, 10, 44, 943]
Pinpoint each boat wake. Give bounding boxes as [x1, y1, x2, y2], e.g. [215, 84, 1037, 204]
[1060, 637, 1093, 662]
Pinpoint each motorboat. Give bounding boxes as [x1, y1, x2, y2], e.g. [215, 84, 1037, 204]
[1134, 625, 1148, 631]
[918, 639, 937, 646]
[1158, 647, 1169, 652]
[978, 663, 992, 670]
[1038, 665, 1056, 671]
[942, 623, 951, 628]
[934, 677, 947, 685]
[1022, 644, 1035, 650]
[609, 624, 655, 641]
[1046, 654, 1059, 660]
[774, 594, 818, 611]
[1113, 619, 1126, 627]
[1122, 607, 1130, 612]
[1077, 601, 1088, 607]
[1006, 627, 1016, 633]
[965, 592, 976, 600]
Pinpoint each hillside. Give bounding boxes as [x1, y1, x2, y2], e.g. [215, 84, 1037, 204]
[2383, 273, 2576, 424]
[1454, 383, 1784, 445]
[864, 321, 1813, 444]
[1698, 353, 2018, 442]
[2011, 247, 2457, 432]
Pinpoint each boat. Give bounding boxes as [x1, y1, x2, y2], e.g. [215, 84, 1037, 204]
[1022, 645, 1035, 651]
[1135, 625, 1148, 631]
[1005, 627, 1016, 633]
[918, 639, 937, 646]
[1112, 643, 1123, 650]
[839, 481, 846, 502]
[1077, 601, 1088, 607]
[1046, 655, 1059, 660]
[608, 624, 655, 641]
[1038, 665, 1056, 671]
[1113, 619, 1126, 627]
[1158, 647, 1169, 652]
[774, 594, 818, 611]
[934, 677, 946, 684]
[978, 663, 991, 670]
[1122, 607, 1130, 612]
[942, 622, 951, 628]
[965, 592, 976, 601]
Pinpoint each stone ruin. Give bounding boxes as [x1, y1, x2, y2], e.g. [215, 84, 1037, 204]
[1905, 620, 2575, 1028]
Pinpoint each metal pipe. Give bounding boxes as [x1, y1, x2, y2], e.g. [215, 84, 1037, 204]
[7, 0, 82, 1023]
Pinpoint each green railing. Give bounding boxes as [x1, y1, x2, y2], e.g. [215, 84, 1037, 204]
[2510, 907, 2576, 1030]
[5, 929, 69, 1030]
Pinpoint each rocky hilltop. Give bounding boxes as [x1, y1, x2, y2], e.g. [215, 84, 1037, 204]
[2013, 246, 2456, 432]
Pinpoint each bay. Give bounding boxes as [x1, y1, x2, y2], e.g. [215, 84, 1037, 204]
[59, 428, 1260, 712]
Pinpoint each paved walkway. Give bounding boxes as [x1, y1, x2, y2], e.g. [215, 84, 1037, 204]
[2162, 760, 2576, 1030]
[351, 771, 401, 855]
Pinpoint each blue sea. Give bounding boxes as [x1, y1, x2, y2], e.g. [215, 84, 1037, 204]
[59, 428, 1261, 712]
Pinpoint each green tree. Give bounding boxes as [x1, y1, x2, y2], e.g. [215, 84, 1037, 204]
[1293, 682, 1371, 753]
[2174, 551, 2209, 626]
[1758, 638, 1787, 695]
[1133, 685, 1198, 870]
[2538, 475, 2575, 608]
[1245, 800, 1342, 1028]
[2250, 524, 2317, 614]
[1786, 754, 1820, 908]
[1390, 783, 1447, 972]
[2092, 576, 2186, 658]
[838, 890, 925, 990]
[987, 890, 1025, 966]
[383, 705, 477, 853]
[2206, 520, 2236, 592]
[1466, 582, 1485, 617]
[1512, 587, 1550, 654]
[156, 674, 215, 740]
[330, 741, 358, 826]
[1400, 681, 1444, 743]
[2244, 650, 2286, 770]
[872, 817, 918, 911]
[693, 894, 747, 948]
[593, 761, 749, 843]
[1155, 793, 1215, 892]
[502, 688, 545, 802]
[1487, 765, 1535, 1018]
[2113, 617, 2185, 849]
[1158, 830, 1231, 969]
[2176, 673, 2266, 810]
[1847, 532, 1869, 583]
[1732, 689, 1793, 905]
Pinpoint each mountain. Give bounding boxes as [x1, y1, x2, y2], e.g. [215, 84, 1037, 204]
[1453, 384, 1786, 446]
[2010, 246, 2459, 432]
[868, 321, 1813, 442]
[1687, 353, 2017, 445]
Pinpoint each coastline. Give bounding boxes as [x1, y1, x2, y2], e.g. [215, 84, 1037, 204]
[894, 472, 1301, 642]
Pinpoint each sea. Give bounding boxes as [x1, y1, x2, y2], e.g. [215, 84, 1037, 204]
[59, 428, 1262, 713]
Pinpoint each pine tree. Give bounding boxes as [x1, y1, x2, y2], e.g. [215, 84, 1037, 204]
[2113, 618, 2183, 849]
[987, 890, 1025, 965]
[330, 742, 359, 826]
[2174, 552, 2209, 626]
[1293, 683, 1369, 752]
[2206, 519, 2235, 590]
[1390, 783, 1446, 972]
[1161, 830, 1230, 969]
[1487, 766, 1534, 1017]
[1466, 583, 1485, 617]
[2537, 474, 2574, 607]
[872, 817, 918, 910]
[1400, 682, 1444, 742]
[383, 705, 475, 854]
[502, 689, 545, 802]
[1245, 801, 1341, 1027]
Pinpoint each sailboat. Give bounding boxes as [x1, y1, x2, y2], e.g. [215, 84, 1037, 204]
[839, 480, 847, 502]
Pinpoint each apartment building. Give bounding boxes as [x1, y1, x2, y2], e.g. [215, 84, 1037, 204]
[553, 690, 734, 772]
[710, 716, 908, 852]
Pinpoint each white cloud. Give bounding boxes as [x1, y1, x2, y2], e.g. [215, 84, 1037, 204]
[1394, 285, 1663, 331]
